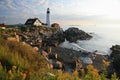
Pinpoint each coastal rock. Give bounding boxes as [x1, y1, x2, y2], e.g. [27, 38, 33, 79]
[65, 27, 92, 42]
[52, 47, 105, 71]
[79, 57, 93, 64]
[53, 61, 63, 69]
[45, 30, 65, 46]
[92, 54, 104, 71]
[41, 50, 48, 57]
[74, 57, 83, 71]
[19, 26, 65, 48]
[110, 45, 120, 75]
[33, 47, 39, 51]
[48, 53, 58, 59]
[47, 59, 63, 69]
[110, 45, 120, 59]
[19, 27, 44, 49]
[52, 47, 80, 64]
[19, 26, 105, 72]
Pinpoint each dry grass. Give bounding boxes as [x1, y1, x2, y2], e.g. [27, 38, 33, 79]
[0, 38, 49, 79]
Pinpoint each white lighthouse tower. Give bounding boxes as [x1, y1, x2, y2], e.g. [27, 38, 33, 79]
[46, 8, 50, 27]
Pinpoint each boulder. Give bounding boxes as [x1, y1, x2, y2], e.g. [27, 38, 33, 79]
[19, 26, 66, 48]
[52, 47, 80, 64]
[47, 59, 63, 69]
[110, 45, 120, 75]
[52, 47, 105, 71]
[73, 57, 83, 71]
[45, 30, 65, 46]
[41, 50, 48, 57]
[79, 57, 93, 64]
[92, 54, 104, 71]
[47, 64, 53, 69]
[48, 53, 58, 59]
[110, 45, 120, 59]
[53, 61, 63, 69]
[65, 27, 92, 42]
[33, 47, 39, 51]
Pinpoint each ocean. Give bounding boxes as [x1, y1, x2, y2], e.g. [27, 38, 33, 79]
[60, 24, 120, 55]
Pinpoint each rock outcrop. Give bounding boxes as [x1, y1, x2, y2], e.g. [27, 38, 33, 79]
[19, 26, 65, 48]
[110, 45, 120, 75]
[79, 57, 93, 64]
[19, 27, 92, 47]
[110, 45, 120, 59]
[43, 30, 65, 47]
[18, 26, 105, 73]
[52, 47, 104, 71]
[65, 27, 92, 42]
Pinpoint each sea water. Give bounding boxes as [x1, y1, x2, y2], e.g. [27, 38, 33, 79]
[60, 24, 120, 55]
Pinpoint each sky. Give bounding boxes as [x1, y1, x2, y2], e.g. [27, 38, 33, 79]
[0, 0, 120, 25]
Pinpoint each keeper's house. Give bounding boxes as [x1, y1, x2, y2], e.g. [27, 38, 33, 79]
[25, 18, 43, 27]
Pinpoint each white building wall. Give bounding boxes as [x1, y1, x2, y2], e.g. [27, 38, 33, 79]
[33, 20, 42, 26]
[0, 27, 5, 29]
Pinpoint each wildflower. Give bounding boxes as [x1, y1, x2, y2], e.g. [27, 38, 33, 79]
[87, 64, 94, 71]
[0, 65, 2, 70]
[0, 62, 2, 70]
[91, 69, 99, 75]
[20, 72, 26, 80]
[103, 60, 110, 66]
[12, 65, 17, 70]
[80, 68, 85, 76]
[8, 70, 14, 80]
[8, 70, 12, 75]
[73, 70, 78, 77]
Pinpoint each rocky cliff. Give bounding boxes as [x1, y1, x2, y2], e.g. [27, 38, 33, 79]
[110, 45, 120, 75]
[18, 26, 108, 73]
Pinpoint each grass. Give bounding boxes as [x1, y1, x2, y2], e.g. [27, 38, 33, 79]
[0, 37, 51, 79]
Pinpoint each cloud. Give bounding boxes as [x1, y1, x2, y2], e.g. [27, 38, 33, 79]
[0, 0, 48, 14]
[0, 1, 48, 17]
[0, 0, 15, 10]
[0, 0, 49, 24]
[0, 0, 120, 24]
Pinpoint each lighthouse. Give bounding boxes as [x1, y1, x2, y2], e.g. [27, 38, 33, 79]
[46, 8, 50, 27]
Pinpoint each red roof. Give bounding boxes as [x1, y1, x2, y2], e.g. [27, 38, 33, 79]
[51, 23, 59, 28]
[0, 24, 5, 27]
